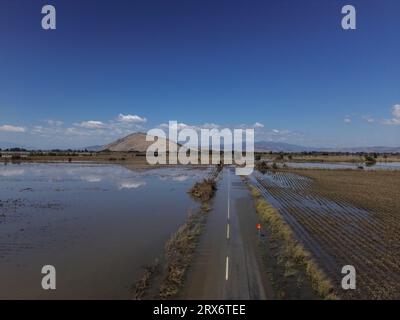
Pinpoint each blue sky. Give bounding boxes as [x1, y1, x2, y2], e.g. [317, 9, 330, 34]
[0, 0, 399, 149]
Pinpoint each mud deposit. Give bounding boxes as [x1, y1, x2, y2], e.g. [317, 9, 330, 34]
[0, 163, 211, 299]
[250, 171, 400, 299]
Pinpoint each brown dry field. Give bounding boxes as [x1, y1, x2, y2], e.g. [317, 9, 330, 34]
[289, 169, 400, 215]
[282, 168, 400, 299]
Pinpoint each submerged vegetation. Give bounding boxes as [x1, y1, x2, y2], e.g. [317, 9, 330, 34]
[189, 179, 217, 201]
[134, 262, 160, 300]
[255, 161, 270, 174]
[364, 155, 377, 166]
[133, 166, 221, 299]
[159, 210, 206, 298]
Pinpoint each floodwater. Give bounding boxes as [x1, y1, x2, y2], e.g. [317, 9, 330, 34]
[285, 161, 400, 170]
[0, 163, 209, 299]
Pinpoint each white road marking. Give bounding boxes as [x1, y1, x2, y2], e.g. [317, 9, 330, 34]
[225, 170, 230, 281]
[225, 256, 229, 281]
[227, 169, 230, 220]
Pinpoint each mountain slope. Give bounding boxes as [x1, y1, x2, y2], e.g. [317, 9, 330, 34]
[102, 132, 181, 152]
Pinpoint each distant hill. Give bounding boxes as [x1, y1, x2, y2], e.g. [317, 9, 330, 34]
[254, 141, 312, 152]
[0, 141, 34, 150]
[329, 146, 400, 153]
[85, 145, 103, 152]
[254, 141, 400, 153]
[101, 132, 181, 152]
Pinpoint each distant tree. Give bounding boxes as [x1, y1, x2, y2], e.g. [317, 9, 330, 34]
[364, 155, 376, 165]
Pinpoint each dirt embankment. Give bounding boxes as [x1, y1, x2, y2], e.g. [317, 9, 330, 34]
[133, 166, 222, 299]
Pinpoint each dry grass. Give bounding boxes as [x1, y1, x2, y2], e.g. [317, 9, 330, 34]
[159, 211, 206, 298]
[134, 169, 220, 299]
[189, 179, 217, 202]
[133, 261, 160, 300]
[249, 186, 336, 299]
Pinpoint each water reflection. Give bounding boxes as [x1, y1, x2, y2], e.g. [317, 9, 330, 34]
[0, 163, 211, 299]
[118, 181, 146, 189]
[0, 168, 25, 176]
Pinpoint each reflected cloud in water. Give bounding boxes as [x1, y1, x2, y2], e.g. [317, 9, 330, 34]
[118, 181, 147, 190]
[0, 168, 25, 176]
[81, 175, 103, 183]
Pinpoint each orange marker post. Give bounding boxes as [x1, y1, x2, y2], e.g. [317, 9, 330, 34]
[256, 223, 261, 238]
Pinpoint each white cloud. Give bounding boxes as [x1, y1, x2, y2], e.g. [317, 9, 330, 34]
[201, 123, 220, 129]
[362, 115, 375, 123]
[0, 124, 26, 133]
[46, 119, 63, 126]
[32, 126, 44, 133]
[155, 122, 301, 144]
[75, 120, 106, 129]
[393, 105, 400, 118]
[344, 117, 352, 124]
[117, 114, 147, 123]
[176, 122, 189, 129]
[383, 118, 400, 125]
[255, 127, 303, 143]
[382, 105, 400, 125]
[65, 127, 92, 136]
[159, 122, 192, 130]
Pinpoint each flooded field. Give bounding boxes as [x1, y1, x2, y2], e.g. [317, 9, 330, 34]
[285, 162, 400, 170]
[0, 163, 210, 299]
[250, 170, 400, 299]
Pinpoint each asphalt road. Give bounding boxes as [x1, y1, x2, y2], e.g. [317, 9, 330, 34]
[182, 167, 273, 299]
